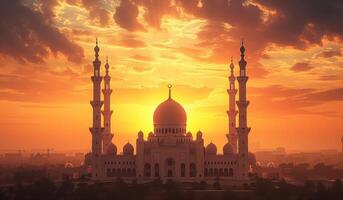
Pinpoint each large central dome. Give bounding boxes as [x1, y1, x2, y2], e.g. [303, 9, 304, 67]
[153, 98, 187, 125]
[153, 85, 187, 126]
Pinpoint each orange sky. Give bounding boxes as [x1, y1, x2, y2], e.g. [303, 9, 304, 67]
[0, 0, 342, 153]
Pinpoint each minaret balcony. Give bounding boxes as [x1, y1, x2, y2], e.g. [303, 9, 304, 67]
[91, 76, 103, 82]
[90, 100, 104, 107]
[102, 89, 113, 94]
[236, 100, 249, 107]
[101, 110, 113, 115]
[89, 127, 104, 135]
[93, 60, 101, 66]
[236, 127, 251, 135]
[237, 76, 248, 83]
[227, 89, 238, 95]
[104, 76, 111, 81]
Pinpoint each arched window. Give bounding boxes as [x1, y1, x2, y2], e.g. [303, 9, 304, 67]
[190, 163, 196, 177]
[127, 168, 131, 176]
[209, 168, 213, 176]
[154, 163, 159, 177]
[219, 168, 223, 176]
[204, 168, 208, 176]
[180, 163, 185, 177]
[229, 168, 234, 177]
[117, 168, 121, 176]
[224, 168, 229, 176]
[122, 168, 126, 176]
[214, 168, 218, 177]
[144, 163, 151, 177]
[106, 168, 111, 177]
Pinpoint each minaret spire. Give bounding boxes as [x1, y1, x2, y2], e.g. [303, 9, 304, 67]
[236, 40, 250, 179]
[102, 56, 114, 154]
[90, 38, 104, 158]
[226, 56, 238, 154]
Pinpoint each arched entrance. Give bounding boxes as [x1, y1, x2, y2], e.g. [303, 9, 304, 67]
[165, 158, 175, 177]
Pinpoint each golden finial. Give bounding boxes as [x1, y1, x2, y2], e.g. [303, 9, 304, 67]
[168, 84, 172, 99]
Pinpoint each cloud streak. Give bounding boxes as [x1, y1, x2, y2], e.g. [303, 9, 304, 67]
[0, 0, 84, 63]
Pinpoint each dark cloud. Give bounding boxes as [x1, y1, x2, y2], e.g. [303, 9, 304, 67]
[249, 85, 343, 117]
[114, 0, 145, 31]
[255, 0, 343, 48]
[303, 88, 343, 102]
[0, 0, 84, 63]
[290, 62, 314, 72]
[317, 49, 342, 58]
[110, 0, 343, 79]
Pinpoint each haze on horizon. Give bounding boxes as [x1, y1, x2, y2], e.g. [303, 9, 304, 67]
[0, 0, 342, 153]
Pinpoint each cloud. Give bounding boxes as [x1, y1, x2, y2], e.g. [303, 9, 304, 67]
[290, 62, 314, 72]
[65, 0, 111, 27]
[252, 0, 343, 49]
[108, 0, 343, 79]
[0, 72, 87, 103]
[317, 49, 342, 58]
[116, 34, 147, 48]
[132, 54, 154, 62]
[0, 0, 84, 63]
[114, 0, 145, 31]
[303, 88, 343, 102]
[318, 75, 342, 81]
[135, 0, 179, 28]
[249, 85, 343, 117]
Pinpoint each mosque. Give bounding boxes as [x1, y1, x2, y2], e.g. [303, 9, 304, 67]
[85, 39, 255, 185]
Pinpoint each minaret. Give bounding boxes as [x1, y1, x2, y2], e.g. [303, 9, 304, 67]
[227, 57, 238, 154]
[102, 57, 114, 153]
[89, 38, 104, 157]
[236, 41, 251, 179]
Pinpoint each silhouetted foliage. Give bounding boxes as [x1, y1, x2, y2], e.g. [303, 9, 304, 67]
[1, 176, 343, 200]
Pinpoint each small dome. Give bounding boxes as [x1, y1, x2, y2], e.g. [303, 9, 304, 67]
[138, 130, 143, 138]
[197, 130, 202, 138]
[123, 142, 134, 155]
[223, 143, 234, 155]
[186, 132, 192, 137]
[106, 143, 117, 155]
[205, 142, 217, 155]
[148, 131, 154, 137]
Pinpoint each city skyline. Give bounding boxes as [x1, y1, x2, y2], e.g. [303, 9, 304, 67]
[0, 0, 343, 153]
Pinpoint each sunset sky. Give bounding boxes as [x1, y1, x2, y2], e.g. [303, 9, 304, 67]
[0, 0, 343, 153]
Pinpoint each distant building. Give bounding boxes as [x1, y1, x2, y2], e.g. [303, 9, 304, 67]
[85, 39, 254, 185]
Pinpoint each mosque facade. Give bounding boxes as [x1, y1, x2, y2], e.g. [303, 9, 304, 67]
[85, 39, 255, 185]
